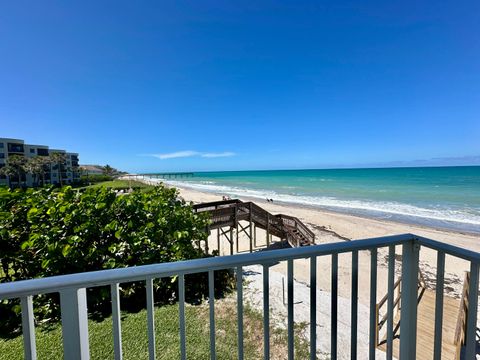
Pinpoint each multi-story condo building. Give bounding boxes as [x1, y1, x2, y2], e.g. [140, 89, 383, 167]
[0, 138, 80, 187]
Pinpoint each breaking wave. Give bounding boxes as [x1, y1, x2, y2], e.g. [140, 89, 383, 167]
[153, 178, 480, 228]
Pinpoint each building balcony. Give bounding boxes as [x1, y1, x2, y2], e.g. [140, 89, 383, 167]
[8, 153, 25, 158]
[7, 143, 24, 153]
[0, 234, 478, 360]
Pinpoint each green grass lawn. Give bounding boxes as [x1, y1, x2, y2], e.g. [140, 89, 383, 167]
[0, 298, 311, 359]
[83, 180, 154, 191]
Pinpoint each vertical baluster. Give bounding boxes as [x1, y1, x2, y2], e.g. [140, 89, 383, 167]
[331, 253, 338, 360]
[111, 283, 123, 360]
[209, 270, 216, 360]
[465, 262, 479, 359]
[310, 256, 317, 360]
[369, 248, 377, 360]
[20, 296, 37, 360]
[237, 266, 244, 360]
[179, 274, 186, 360]
[146, 278, 156, 360]
[60, 288, 90, 360]
[263, 264, 270, 360]
[386, 246, 395, 360]
[351, 250, 358, 360]
[433, 252, 445, 360]
[399, 240, 419, 359]
[287, 259, 294, 360]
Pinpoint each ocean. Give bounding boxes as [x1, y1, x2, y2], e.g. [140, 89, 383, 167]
[149, 166, 480, 234]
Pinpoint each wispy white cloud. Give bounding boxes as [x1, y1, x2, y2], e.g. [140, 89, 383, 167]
[146, 150, 236, 160]
[151, 151, 200, 160]
[201, 152, 236, 158]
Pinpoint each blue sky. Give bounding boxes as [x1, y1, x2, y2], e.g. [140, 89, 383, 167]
[1, 1, 479, 172]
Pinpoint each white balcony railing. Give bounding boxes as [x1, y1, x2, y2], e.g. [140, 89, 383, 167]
[0, 233, 479, 360]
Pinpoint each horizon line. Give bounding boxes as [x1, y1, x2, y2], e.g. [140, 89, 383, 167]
[134, 163, 480, 174]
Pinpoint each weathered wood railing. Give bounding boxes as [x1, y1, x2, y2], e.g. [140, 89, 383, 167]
[277, 213, 316, 246]
[193, 199, 315, 251]
[454, 271, 471, 359]
[375, 269, 427, 348]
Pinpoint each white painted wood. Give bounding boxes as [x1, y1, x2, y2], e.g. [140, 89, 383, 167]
[20, 296, 37, 360]
[60, 288, 90, 360]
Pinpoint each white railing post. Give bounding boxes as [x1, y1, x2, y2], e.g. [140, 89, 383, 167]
[20, 296, 37, 360]
[399, 240, 419, 360]
[111, 283, 123, 360]
[60, 288, 90, 360]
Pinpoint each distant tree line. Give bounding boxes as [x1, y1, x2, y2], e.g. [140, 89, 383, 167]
[0, 153, 75, 188]
[79, 164, 125, 184]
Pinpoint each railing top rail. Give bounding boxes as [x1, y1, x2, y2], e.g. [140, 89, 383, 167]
[0, 234, 415, 300]
[416, 236, 480, 263]
[192, 199, 241, 210]
[277, 214, 315, 238]
[3, 234, 478, 300]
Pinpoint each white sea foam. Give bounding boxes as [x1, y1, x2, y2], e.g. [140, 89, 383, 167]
[152, 178, 480, 227]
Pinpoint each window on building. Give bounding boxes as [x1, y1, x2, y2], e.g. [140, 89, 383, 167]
[30, 149, 35, 154]
[0, 143, 4, 148]
[0, 153, 4, 159]
[7, 143, 24, 153]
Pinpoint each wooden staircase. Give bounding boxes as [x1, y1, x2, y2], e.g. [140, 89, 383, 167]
[193, 199, 315, 251]
[376, 270, 466, 359]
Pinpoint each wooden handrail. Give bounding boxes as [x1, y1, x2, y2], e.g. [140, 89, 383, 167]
[193, 199, 315, 248]
[453, 271, 470, 359]
[277, 213, 316, 240]
[375, 269, 427, 346]
[377, 278, 402, 309]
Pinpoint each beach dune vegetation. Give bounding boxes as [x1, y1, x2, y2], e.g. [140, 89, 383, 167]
[0, 185, 233, 333]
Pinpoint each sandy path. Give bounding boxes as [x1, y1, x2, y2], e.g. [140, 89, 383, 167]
[243, 264, 388, 359]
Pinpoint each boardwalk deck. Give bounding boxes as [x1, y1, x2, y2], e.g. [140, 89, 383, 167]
[193, 199, 315, 254]
[378, 288, 459, 359]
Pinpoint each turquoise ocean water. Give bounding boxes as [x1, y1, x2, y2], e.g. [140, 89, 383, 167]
[151, 166, 480, 234]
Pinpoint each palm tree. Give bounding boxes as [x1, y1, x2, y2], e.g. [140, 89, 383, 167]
[7, 155, 27, 187]
[0, 164, 16, 188]
[49, 152, 67, 186]
[102, 164, 116, 177]
[36, 156, 51, 186]
[24, 157, 46, 187]
[71, 162, 80, 184]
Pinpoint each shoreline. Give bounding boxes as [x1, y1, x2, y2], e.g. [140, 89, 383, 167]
[156, 177, 480, 236]
[130, 176, 480, 296]
[169, 181, 479, 238]
[207, 188, 480, 237]
[172, 182, 479, 287]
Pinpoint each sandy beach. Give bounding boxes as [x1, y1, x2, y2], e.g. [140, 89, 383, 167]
[173, 184, 479, 359]
[175, 185, 479, 298]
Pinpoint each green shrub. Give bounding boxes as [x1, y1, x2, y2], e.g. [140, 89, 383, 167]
[0, 185, 233, 332]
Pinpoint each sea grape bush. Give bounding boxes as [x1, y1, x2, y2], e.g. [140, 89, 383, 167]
[0, 185, 233, 331]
